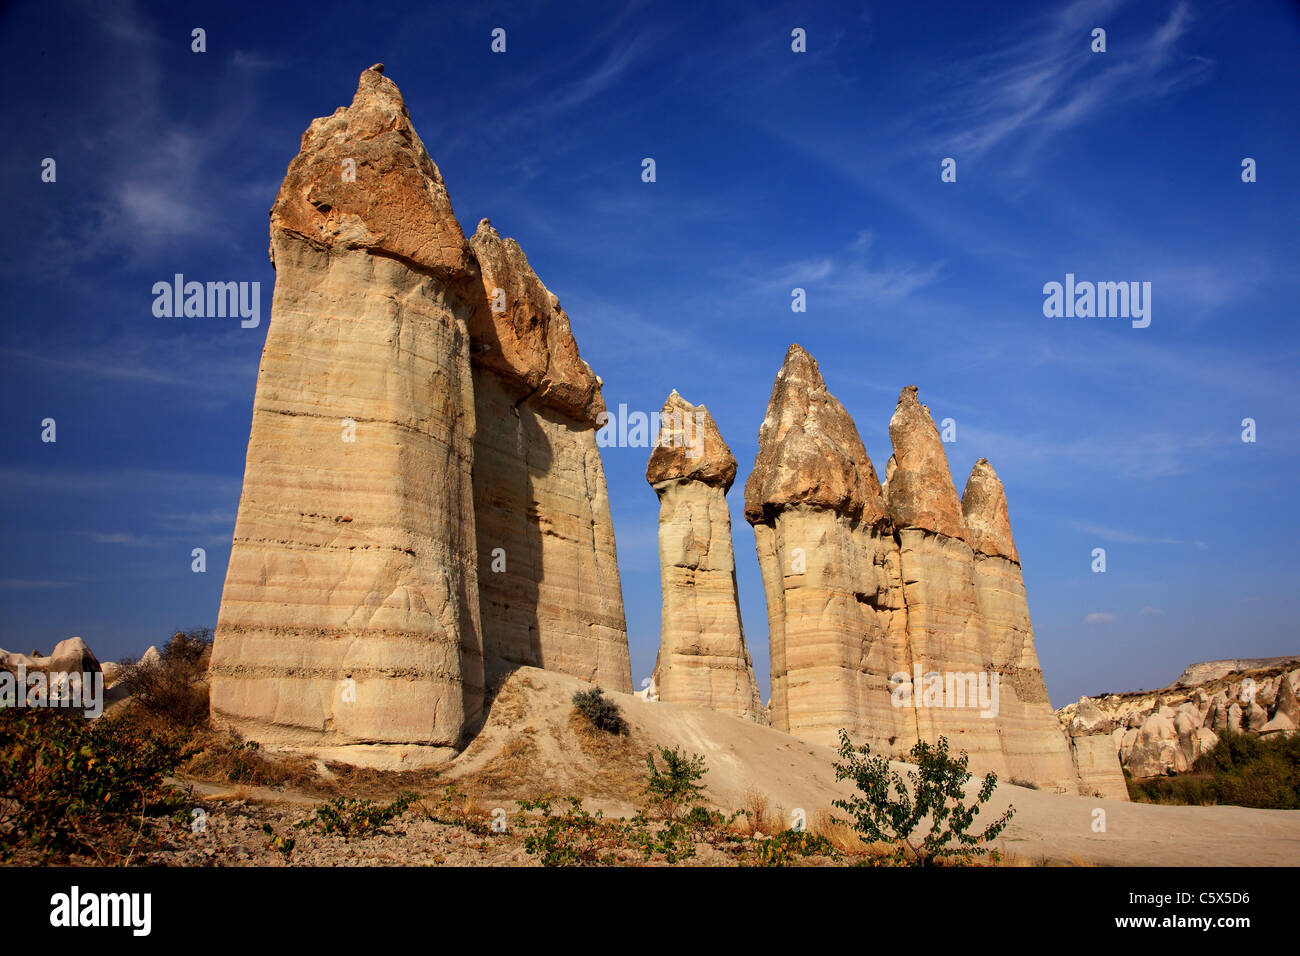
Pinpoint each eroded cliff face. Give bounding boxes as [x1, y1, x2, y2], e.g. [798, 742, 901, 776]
[210, 66, 484, 768]
[646, 392, 762, 720]
[212, 66, 632, 767]
[743, 346, 914, 755]
[467, 221, 631, 692]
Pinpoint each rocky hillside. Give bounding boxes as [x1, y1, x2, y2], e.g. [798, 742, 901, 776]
[1057, 659, 1300, 778]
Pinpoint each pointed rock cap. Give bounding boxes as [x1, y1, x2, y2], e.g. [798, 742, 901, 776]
[646, 390, 737, 491]
[884, 385, 967, 540]
[269, 66, 473, 281]
[468, 219, 604, 427]
[743, 345, 887, 526]
[962, 458, 1020, 563]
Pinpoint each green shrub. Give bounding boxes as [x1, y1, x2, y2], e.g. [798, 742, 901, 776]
[832, 731, 1014, 866]
[643, 745, 706, 820]
[752, 829, 837, 867]
[296, 791, 417, 839]
[0, 706, 192, 862]
[572, 686, 627, 735]
[1128, 730, 1300, 809]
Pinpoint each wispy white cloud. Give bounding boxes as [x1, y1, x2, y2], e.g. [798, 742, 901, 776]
[1075, 521, 1208, 549]
[931, 1, 1210, 167]
[1085, 611, 1117, 624]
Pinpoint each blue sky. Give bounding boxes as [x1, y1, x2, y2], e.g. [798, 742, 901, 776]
[2, 0, 1297, 706]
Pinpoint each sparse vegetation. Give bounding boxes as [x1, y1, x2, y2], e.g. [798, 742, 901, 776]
[296, 791, 417, 839]
[117, 627, 214, 729]
[643, 745, 706, 820]
[0, 705, 193, 863]
[832, 730, 1014, 866]
[1009, 777, 1040, 790]
[1128, 730, 1300, 809]
[572, 685, 627, 735]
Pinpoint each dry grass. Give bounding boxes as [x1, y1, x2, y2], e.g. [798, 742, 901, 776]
[734, 787, 783, 836]
[183, 730, 328, 794]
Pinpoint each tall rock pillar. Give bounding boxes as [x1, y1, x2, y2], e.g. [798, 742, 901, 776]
[467, 221, 631, 692]
[884, 386, 1007, 778]
[210, 66, 484, 767]
[962, 458, 1079, 791]
[646, 391, 763, 720]
[744, 346, 914, 753]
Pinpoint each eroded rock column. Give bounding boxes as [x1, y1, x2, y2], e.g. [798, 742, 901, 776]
[744, 346, 914, 754]
[884, 387, 1006, 778]
[646, 392, 763, 720]
[467, 221, 632, 692]
[210, 66, 484, 767]
[962, 458, 1080, 791]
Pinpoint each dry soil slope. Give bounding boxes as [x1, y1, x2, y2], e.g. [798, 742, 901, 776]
[451, 667, 1300, 866]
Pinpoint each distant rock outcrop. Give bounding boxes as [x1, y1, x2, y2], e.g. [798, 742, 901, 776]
[210, 66, 629, 768]
[1059, 663, 1299, 777]
[646, 391, 762, 721]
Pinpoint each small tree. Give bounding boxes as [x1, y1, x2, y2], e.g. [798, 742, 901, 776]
[119, 628, 214, 728]
[643, 745, 706, 820]
[832, 731, 1013, 865]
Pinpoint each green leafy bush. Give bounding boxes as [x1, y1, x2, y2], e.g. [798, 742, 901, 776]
[572, 686, 627, 735]
[296, 791, 416, 839]
[643, 745, 706, 820]
[0, 706, 192, 862]
[1129, 730, 1300, 808]
[832, 731, 1014, 866]
[752, 829, 837, 867]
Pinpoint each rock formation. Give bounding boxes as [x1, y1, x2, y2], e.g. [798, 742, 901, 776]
[743, 346, 1112, 794]
[961, 459, 1079, 790]
[743, 345, 914, 756]
[881, 386, 1007, 778]
[467, 221, 631, 692]
[1059, 663, 1299, 776]
[646, 391, 762, 720]
[211, 66, 630, 767]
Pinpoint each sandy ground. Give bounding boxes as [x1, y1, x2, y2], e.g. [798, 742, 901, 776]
[440, 667, 1300, 866]
[166, 666, 1299, 866]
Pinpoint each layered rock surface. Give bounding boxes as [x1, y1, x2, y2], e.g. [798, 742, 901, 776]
[1060, 664, 1300, 778]
[743, 346, 914, 755]
[882, 387, 1006, 778]
[962, 459, 1080, 791]
[743, 347, 1107, 794]
[467, 221, 631, 692]
[211, 66, 631, 767]
[646, 392, 762, 720]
